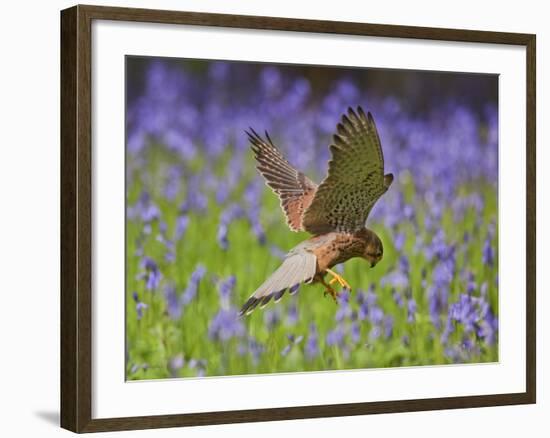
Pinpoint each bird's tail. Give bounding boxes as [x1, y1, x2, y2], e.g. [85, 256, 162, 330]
[239, 251, 317, 316]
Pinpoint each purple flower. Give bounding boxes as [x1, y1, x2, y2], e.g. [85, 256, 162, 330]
[181, 265, 206, 305]
[482, 236, 495, 267]
[369, 306, 384, 325]
[174, 214, 189, 241]
[428, 255, 455, 328]
[335, 290, 352, 322]
[477, 310, 498, 345]
[139, 256, 162, 290]
[369, 325, 382, 341]
[156, 232, 175, 263]
[217, 223, 229, 251]
[384, 315, 394, 339]
[251, 219, 266, 245]
[164, 284, 182, 319]
[218, 275, 236, 307]
[326, 326, 345, 347]
[357, 286, 378, 321]
[169, 354, 185, 376]
[449, 294, 477, 333]
[208, 308, 245, 341]
[180, 184, 208, 214]
[239, 337, 264, 364]
[286, 303, 299, 326]
[163, 165, 183, 200]
[132, 291, 148, 320]
[351, 322, 361, 343]
[281, 334, 303, 356]
[394, 232, 406, 251]
[407, 298, 417, 323]
[129, 192, 160, 223]
[392, 289, 404, 307]
[381, 270, 408, 290]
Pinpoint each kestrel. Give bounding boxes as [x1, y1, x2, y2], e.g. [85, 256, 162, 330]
[239, 106, 393, 316]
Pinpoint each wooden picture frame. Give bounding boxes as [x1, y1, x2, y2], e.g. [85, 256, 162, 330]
[60, 4, 536, 433]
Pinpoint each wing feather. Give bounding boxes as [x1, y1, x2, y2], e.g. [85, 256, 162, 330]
[302, 107, 393, 234]
[247, 129, 318, 232]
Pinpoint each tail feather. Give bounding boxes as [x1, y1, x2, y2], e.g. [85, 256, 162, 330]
[239, 251, 317, 316]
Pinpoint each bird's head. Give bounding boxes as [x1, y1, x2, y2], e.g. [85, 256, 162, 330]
[363, 232, 383, 268]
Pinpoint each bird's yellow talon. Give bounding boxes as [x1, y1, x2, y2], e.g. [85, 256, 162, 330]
[323, 287, 339, 302]
[326, 268, 352, 291]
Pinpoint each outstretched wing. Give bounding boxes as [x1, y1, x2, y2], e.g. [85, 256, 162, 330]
[302, 107, 393, 235]
[247, 129, 318, 232]
[239, 249, 317, 316]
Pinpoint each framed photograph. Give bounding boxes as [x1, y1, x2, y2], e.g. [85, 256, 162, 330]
[60, 4, 536, 433]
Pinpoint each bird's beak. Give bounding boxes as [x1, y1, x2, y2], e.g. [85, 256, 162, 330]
[370, 261, 376, 268]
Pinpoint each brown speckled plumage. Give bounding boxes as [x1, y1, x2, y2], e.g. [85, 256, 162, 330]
[240, 107, 393, 316]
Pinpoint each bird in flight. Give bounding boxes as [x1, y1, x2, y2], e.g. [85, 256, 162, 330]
[239, 106, 393, 316]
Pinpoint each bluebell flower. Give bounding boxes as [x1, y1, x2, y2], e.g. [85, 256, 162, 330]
[482, 236, 495, 267]
[281, 334, 303, 356]
[162, 165, 183, 200]
[139, 256, 162, 290]
[174, 214, 189, 241]
[181, 265, 206, 305]
[394, 232, 406, 251]
[261, 66, 282, 96]
[369, 326, 382, 341]
[218, 275, 236, 308]
[369, 306, 384, 325]
[407, 298, 417, 323]
[132, 291, 148, 320]
[169, 354, 185, 377]
[238, 337, 265, 364]
[179, 179, 208, 214]
[392, 289, 404, 308]
[335, 290, 352, 322]
[477, 309, 498, 345]
[208, 308, 245, 341]
[381, 269, 408, 290]
[326, 326, 345, 347]
[286, 302, 299, 326]
[449, 294, 477, 333]
[351, 322, 361, 343]
[129, 191, 160, 223]
[384, 315, 394, 339]
[217, 222, 229, 251]
[164, 284, 181, 319]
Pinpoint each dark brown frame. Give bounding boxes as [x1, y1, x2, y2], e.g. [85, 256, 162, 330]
[61, 4, 536, 433]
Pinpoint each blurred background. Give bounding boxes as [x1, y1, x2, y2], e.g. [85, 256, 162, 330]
[125, 56, 498, 380]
